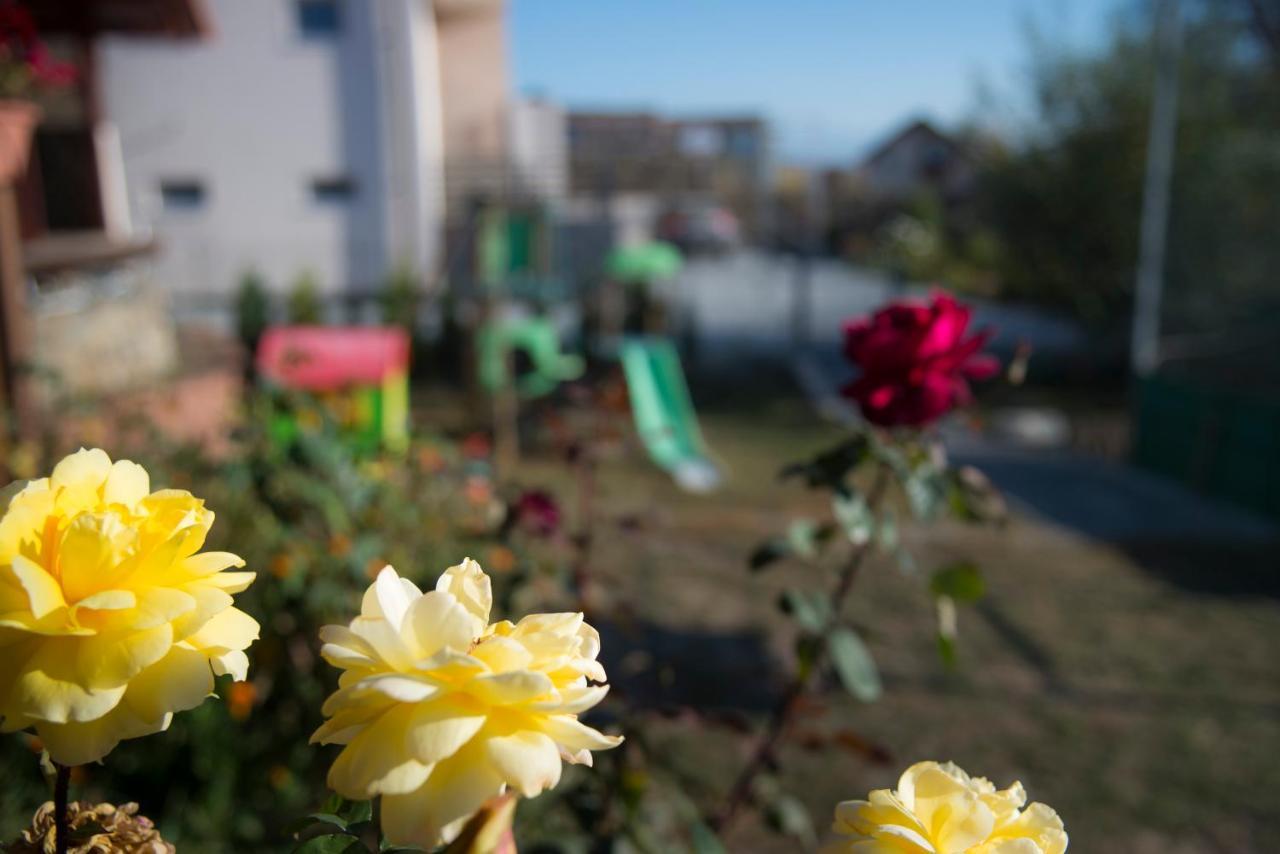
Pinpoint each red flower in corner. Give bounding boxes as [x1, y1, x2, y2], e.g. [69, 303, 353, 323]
[841, 291, 999, 428]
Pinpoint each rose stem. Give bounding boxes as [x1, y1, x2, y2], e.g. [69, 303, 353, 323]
[709, 465, 890, 835]
[54, 762, 70, 854]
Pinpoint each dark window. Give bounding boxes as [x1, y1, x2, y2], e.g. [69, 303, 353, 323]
[311, 176, 356, 204]
[297, 0, 340, 37]
[160, 179, 206, 210]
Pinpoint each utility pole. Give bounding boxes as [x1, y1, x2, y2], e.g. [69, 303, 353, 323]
[1131, 0, 1182, 376]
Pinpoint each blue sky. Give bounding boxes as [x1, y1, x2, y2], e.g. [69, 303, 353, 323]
[510, 0, 1119, 165]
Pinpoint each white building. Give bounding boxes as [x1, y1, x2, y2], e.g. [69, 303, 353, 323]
[98, 0, 558, 306]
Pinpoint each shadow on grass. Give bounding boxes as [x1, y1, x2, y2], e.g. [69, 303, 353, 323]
[597, 618, 781, 714]
[1119, 539, 1280, 600]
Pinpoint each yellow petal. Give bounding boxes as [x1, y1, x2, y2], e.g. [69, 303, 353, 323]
[469, 635, 533, 672]
[13, 637, 127, 723]
[50, 448, 112, 493]
[405, 590, 481, 658]
[57, 512, 137, 602]
[8, 555, 66, 619]
[211, 649, 249, 681]
[76, 624, 174, 689]
[170, 585, 233, 641]
[403, 696, 485, 763]
[434, 558, 492, 627]
[182, 551, 246, 578]
[531, 684, 610, 715]
[350, 616, 414, 671]
[132, 587, 198, 630]
[203, 571, 256, 594]
[381, 738, 504, 848]
[361, 566, 414, 628]
[538, 715, 623, 754]
[186, 607, 259, 653]
[485, 729, 562, 797]
[466, 670, 554, 706]
[103, 460, 150, 507]
[123, 644, 214, 721]
[35, 702, 166, 766]
[327, 705, 434, 798]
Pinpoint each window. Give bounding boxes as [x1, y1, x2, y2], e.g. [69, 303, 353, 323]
[297, 0, 340, 37]
[160, 179, 206, 210]
[310, 175, 356, 204]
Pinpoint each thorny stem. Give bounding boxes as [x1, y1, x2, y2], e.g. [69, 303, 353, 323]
[709, 465, 891, 835]
[53, 763, 70, 854]
[363, 796, 381, 851]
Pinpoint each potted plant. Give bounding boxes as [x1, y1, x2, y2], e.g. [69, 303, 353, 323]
[0, 2, 75, 183]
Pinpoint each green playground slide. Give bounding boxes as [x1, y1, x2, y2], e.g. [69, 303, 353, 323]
[620, 337, 721, 493]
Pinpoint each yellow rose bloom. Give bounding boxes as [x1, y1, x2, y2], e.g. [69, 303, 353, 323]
[313, 559, 622, 848]
[0, 448, 258, 766]
[827, 761, 1067, 853]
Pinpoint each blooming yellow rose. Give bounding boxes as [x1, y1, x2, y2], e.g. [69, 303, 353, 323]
[826, 761, 1067, 853]
[313, 559, 622, 848]
[0, 448, 258, 765]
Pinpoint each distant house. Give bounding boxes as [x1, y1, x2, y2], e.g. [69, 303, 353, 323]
[567, 111, 769, 240]
[856, 119, 975, 204]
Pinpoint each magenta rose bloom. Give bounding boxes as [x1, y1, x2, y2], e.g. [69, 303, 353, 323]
[513, 489, 561, 538]
[841, 292, 999, 428]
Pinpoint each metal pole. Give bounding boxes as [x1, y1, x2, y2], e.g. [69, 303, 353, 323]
[1131, 0, 1182, 376]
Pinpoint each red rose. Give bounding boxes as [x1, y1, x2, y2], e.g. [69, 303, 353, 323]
[513, 489, 561, 538]
[841, 292, 999, 427]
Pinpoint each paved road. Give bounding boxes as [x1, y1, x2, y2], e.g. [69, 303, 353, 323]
[669, 250, 1087, 376]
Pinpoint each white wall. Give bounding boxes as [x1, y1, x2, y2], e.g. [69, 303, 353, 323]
[100, 0, 443, 303]
[509, 96, 567, 203]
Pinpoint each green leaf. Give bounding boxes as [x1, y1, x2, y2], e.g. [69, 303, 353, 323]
[690, 820, 727, 854]
[947, 465, 1008, 524]
[749, 538, 790, 571]
[904, 468, 948, 520]
[876, 509, 899, 552]
[292, 835, 363, 854]
[787, 519, 818, 559]
[341, 799, 372, 824]
[780, 434, 870, 490]
[930, 562, 985, 603]
[937, 632, 958, 668]
[829, 627, 882, 702]
[778, 588, 831, 633]
[765, 793, 817, 844]
[305, 814, 347, 832]
[832, 491, 874, 545]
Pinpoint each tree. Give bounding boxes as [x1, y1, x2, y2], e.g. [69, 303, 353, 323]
[980, 0, 1280, 337]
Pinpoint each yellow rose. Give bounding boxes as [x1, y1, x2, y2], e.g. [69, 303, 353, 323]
[0, 448, 258, 765]
[313, 559, 622, 848]
[826, 760, 1067, 853]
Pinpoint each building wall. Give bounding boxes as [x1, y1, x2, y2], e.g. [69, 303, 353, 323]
[508, 96, 567, 202]
[435, 0, 510, 208]
[100, 0, 444, 304]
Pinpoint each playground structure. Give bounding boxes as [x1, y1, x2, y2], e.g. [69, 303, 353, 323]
[255, 326, 410, 452]
[469, 205, 720, 489]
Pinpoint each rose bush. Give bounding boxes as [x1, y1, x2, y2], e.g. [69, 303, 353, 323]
[313, 558, 621, 848]
[842, 292, 999, 427]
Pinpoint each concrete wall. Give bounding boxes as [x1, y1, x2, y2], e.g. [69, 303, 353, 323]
[435, 1, 509, 206]
[100, 0, 444, 302]
[509, 95, 567, 202]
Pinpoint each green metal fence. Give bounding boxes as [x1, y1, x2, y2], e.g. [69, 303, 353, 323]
[1133, 375, 1280, 520]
